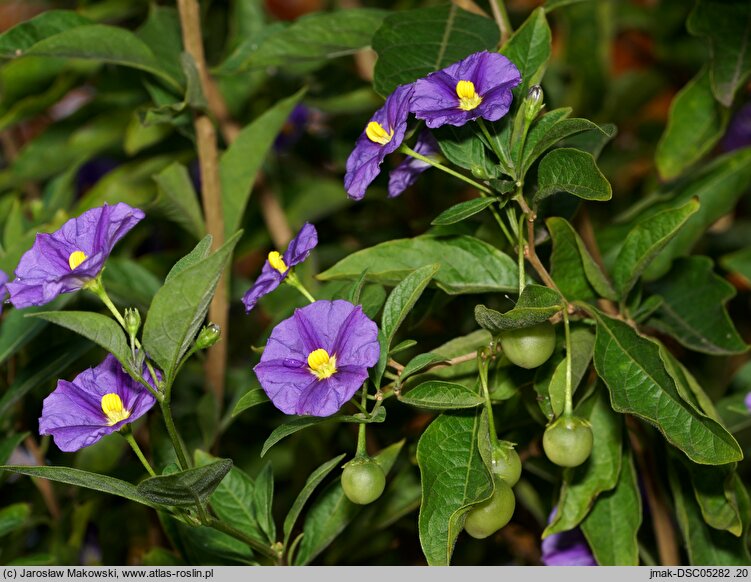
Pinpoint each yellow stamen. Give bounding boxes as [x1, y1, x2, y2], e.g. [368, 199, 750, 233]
[456, 80, 482, 111]
[100, 393, 131, 426]
[68, 250, 88, 271]
[307, 348, 338, 380]
[365, 121, 394, 146]
[268, 251, 288, 274]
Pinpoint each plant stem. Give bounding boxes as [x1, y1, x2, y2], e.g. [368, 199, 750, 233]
[562, 309, 573, 417]
[177, 0, 228, 406]
[490, 0, 513, 45]
[477, 350, 498, 446]
[399, 144, 493, 195]
[207, 518, 281, 562]
[517, 213, 526, 294]
[477, 119, 513, 172]
[160, 401, 191, 470]
[285, 272, 316, 303]
[122, 431, 156, 477]
[356, 388, 368, 457]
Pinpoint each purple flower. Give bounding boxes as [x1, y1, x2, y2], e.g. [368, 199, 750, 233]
[0, 269, 8, 314]
[745, 392, 751, 412]
[541, 509, 597, 566]
[242, 222, 318, 313]
[722, 102, 751, 152]
[39, 354, 158, 452]
[7, 203, 145, 309]
[388, 130, 440, 198]
[411, 51, 521, 129]
[344, 83, 414, 200]
[274, 104, 311, 152]
[254, 300, 380, 416]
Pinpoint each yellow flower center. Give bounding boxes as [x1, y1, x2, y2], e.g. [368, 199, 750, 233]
[100, 393, 131, 426]
[307, 348, 337, 380]
[268, 251, 288, 274]
[68, 250, 88, 270]
[365, 121, 394, 146]
[456, 80, 482, 111]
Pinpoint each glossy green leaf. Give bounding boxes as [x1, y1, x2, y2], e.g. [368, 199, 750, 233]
[656, 69, 728, 181]
[417, 411, 493, 565]
[399, 353, 449, 382]
[688, 0, 751, 107]
[432, 198, 497, 226]
[401, 381, 484, 410]
[154, 162, 205, 240]
[135, 5, 185, 88]
[0, 465, 157, 507]
[721, 246, 751, 285]
[252, 463, 276, 544]
[260, 408, 386, 457]
[500, 8, 552, 97]
[547, 217, 617, 302]
[581, 452, 641, 565]
[372, 5, 499, 96]
[220, 89, 305, 239]
[382, 264, 438, 349]
[687, 463, 742, 536]
[648, 257, 747, 356]
[547, 327, 595, 417]
[232, 388, 269, 417]
[0, 503, 30, 538]
[319, 235, 518, 295]
[143, 231, 241, 383]
[293, 440, 403, 565]
[165, 235, 213, 283]
[158, 512, 254, 565]
[137, 460, 233, 507]
[283, 453, 346, 548]
[612, 199, 700, 299]
[221, 9, 387, 73]
[544, 387, 622, 536]
[28, 311, 133, 374]
[670, 459, 751, 565]
[536, 148, 612, 202]
[591, 309, 742, 465]
[0, 11, 91, 56]
[660, 345, 722, 423]
[544, 0, 592, 11]
[434, 125, 502, 178]
[523, 113, 608, 174]
[475, 284, 562, 334]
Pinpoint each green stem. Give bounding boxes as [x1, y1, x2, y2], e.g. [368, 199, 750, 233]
[477, 119, 513, 174]
[491, 205, 516, 247]
[207, 518, 280, 562]
[285, 272, 316, 304]
[121, 430, 156, 477]
[491, 0, 513, 45]
[356, 387, 368, 457]
[517, 213, 526, 295]
[160, 401, 191, 470]
[399, 144, 493, 195]
[563, 308, 573, 417]
[477, 350, 498, 446]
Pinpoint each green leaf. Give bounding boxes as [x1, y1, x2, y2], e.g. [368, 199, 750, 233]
[136, 5, 185, 88]
[318, 235, 518, 295]
[612, 198, 700, 299]
[143, 231, 241, 382]
[154, 162, 205, 240]
[252, 463, 276, 544]
[381, 264, 438, 348]
[688, 0, 751, 107]
[232, 388, 269, 417]
[547, 216, 617, 302]
[0, 11, 91, 56]
[165, 235, 213, 283]
[0, 296, 71, 365]
[221, 9, 388, 73]
[500, 8, 551, 97]
[434, 125, 502, 178]
[535, 147, 612, 202]
[544, 387, 622, 537]
[417, 411, 492, 565]
[591, 309, 742, 465]
[670, 459, 751, 565]
[283, 454, 346, 548]
[547, 327, 595, 417]
[194, 450, 265, 544]
[158, 512, 254, 565]
[293, 440, 404, 565]
[475, 284, 563, 334]
[220, 89, 305, 239]
[431, 198, 497, 226]
[581, 452, 641, 565]
[399, 353, 449, 382]
[544, 0, 592, 10]
[0, 503, 30, 538]
[647, 257, 748, 356]
[28, 311, 133, 374]
[136, 460, 233, 507]
[721, 246, 751, 285]
[656, 68, 728, 181]
[0, 465, 157, 507]
[260, 408, 386, 457]
[372, 5, 499, 97]
[401, 381, 484, 410]
[687, 463, 743, 536]
[523, 113, 608, 174]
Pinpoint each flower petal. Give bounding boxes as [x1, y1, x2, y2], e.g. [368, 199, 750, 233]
[283, 222, 318, 267]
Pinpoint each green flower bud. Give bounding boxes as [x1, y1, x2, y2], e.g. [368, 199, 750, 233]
[196, 323, 221, 349]
[524, 85, 544, 122]
[124, 308, 141, 337]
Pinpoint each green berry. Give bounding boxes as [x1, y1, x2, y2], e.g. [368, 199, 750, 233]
[341, 458, 385, 505]
[491, 443, 521, 486]
[500, 322, 556, 369]
[543, 415, 593, 468]
[464, 477, 515, 539]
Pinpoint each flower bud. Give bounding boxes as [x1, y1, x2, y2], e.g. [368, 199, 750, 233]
[124, 308, 141, 337]
[524, 85, 544, 121]
[196, 323, 221, 350]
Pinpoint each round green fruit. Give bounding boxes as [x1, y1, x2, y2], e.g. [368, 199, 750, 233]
[463, 477, 516, 539]
[341, 458, 386, 505]
[542, 415, 593, 468]
[499, 322, 556, 369]
[491, 443, 521, 486]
